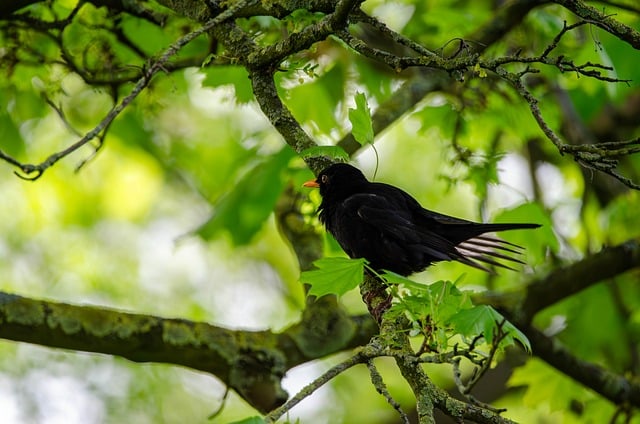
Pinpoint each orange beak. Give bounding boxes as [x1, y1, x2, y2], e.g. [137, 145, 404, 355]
[303, 179, 320, 188]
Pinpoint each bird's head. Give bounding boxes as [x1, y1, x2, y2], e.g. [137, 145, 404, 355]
[303, 163, 368, 200]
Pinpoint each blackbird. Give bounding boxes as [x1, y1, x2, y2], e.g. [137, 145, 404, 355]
[304, 163, 540, 275]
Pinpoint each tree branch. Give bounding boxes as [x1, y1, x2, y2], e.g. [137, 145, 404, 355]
[249, 67, 334, 174]
[367, 359, 411, 423]
[553, 0, 640, 49]
[248, 0, 363, 68]
[476, 239, 640, 323]
[522, 239, 640, 321]
[337, 0, 542, 155]
[494, 66, 640, 190]
[0, 291, 377, 413]
[265, 348, 375, 422]
[475, 240, 640, 409]
[360, 275, 516, 423]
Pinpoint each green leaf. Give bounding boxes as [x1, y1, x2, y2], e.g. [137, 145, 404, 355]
[300, 145, 350, 161]
[301, 257, 366, 297]
[448, 305, 531, 352]
[509, 359, 590, 412]
[197, 147, 295, 244]
[381, 271, 427, 292]
[385, 276, 471, 331]
[120, 14, 176, 56]
[200, 66, 254, 104]
[0, 112, 25, 157]
[429, 280, 471, 323]
[283, 66, 344, 134]
[348, 92, 374, 145]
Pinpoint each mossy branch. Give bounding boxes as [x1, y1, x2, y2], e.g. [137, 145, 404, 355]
[0, 291, 376, 413]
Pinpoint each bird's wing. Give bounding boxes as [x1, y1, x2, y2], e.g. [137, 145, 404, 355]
[342, 193, 459, 263]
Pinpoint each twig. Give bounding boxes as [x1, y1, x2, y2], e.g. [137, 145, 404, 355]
[541, 20, 588, 58]
[367, 360, 410, 424]
[494, 67, 639, 190]
[337, 29, 419, 71]
[450, 321, 510, 414]
[352, 11, 444, 64]
[265, 349, 373, 422]
[464, 320, 509, 394]
[552, 0, 640, 49]
[43, 94, 84, 137]
[561, 138, 640, 157]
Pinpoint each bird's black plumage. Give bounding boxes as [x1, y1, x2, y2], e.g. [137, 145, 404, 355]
[304, 163, 540, 275]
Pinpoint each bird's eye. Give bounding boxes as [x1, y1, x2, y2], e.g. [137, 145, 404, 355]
[321, 174, 329, 184]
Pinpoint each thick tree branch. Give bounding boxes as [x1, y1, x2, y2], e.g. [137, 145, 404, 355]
[476, 240, 640, 409]
[248, 0, 363, 68]
[0, 291, 376, 413]
[522, 239, 640, 321]
[477, 239, 640, 323]
[158, 0, 339, 21]
[2, 240, 637, 416]
[250, 67, 333, 174]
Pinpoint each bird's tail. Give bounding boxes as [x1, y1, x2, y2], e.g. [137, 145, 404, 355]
[452, 223, 541, 273]
[473, 222, 541, 233]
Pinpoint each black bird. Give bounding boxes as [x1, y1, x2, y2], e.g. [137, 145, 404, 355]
[304, 163, 540, 276]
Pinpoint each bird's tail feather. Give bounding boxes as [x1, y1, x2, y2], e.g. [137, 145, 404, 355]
[464, 235, 523, 254]
[468, 222, 540, 236]
[445, 222, 540, 246]
[454, 233, 533, 273]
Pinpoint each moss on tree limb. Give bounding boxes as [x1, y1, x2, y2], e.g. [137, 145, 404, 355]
[0, 291, 376, 412]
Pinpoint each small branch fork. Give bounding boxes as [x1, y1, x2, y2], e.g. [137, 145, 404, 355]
[496, 68, 640, 190]
[451, 321, 510, 413]
[485, 18, 639, 190]
[264, 327, 517, 424]
[264, 346, 414, 424]
[265, 267, 520, 423]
